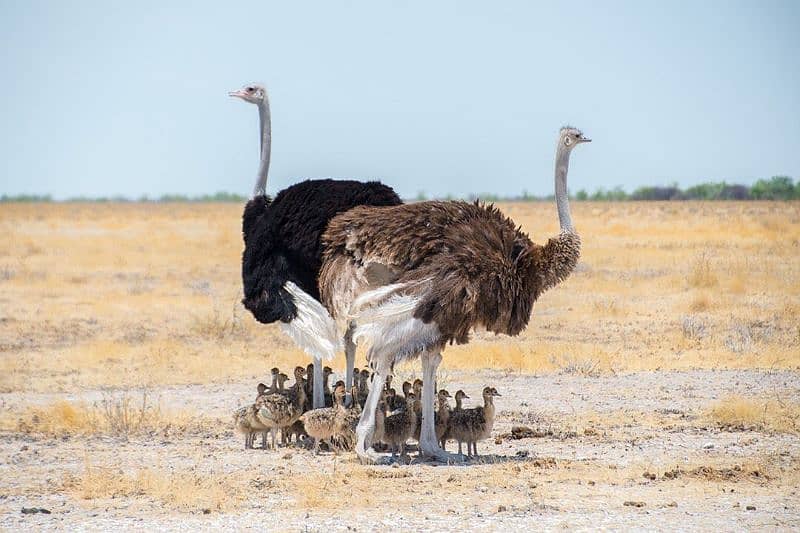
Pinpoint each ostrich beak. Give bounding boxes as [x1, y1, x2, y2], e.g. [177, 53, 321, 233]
[229, 89, 247, 99]
[579, 137, 592, 143]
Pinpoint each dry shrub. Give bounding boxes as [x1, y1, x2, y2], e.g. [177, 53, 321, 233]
[592, 297, 623, 316]
[63, 464, 244, 512]
[707, 396, 800, 434]
[190, 303, 250, 342]
[724, 319, 775, 353]
[687, 254, 718, 288]
[681, 315, 707, 340]
[553, 355, 601, 377]
[5, 391, 216, 437]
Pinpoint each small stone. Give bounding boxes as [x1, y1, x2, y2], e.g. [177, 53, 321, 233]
[497, 505, 507, 512]
[623, 501, 646, 508]
[667, 501, 678, 508]
[202, 509, 211, 515]
[702, 442, 715, 450]
[642, 471, 656, 480]
[746, 505, 756, 511]
[21, 508, 51, 515]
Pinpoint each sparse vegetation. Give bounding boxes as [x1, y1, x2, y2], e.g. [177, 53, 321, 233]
[62, 464, 244, 512]
[0, 201, 798, 528]
[0, 201, 797, 393]
[3, 391, 219, 437]
[707, 396, 800, 434]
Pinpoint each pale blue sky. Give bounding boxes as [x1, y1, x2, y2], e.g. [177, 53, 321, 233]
[1, 0, 798, 199]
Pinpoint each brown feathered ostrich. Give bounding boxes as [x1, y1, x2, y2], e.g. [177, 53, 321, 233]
[314, 126, 590, 463]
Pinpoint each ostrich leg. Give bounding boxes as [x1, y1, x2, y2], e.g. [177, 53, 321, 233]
[355, 350, 391, 464]
[420, 350, 464, 462]
[312, 356, 325, 409]
[344, 324, 356, 407]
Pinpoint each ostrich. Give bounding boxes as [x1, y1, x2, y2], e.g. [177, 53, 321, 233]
[229, 84, 402, 408]
[314, 126, 590, 463]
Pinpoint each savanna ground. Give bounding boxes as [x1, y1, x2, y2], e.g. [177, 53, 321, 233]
[1, 201, 799, 530]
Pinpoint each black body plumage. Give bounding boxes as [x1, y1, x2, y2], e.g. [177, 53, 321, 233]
[241, 178, 402, 324]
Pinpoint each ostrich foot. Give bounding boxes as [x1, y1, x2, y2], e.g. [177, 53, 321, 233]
[355, 446, 394, 465]
[420, 441, 465, 463]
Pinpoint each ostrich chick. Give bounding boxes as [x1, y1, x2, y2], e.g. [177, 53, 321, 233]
[383, 392, 417, 458]
[300, 384, 348, 454]
[435, 389, 452, 450]
[447, 387, 501, 457]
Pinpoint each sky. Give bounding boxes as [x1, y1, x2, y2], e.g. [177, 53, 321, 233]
[0, 0, 798, 200]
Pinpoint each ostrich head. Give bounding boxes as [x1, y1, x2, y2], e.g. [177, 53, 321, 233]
[229, 84, 267, 105]
[559, 126, 591, 149]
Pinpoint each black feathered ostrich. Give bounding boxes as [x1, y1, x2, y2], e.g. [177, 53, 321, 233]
[229, 84, 402, 408]
[314, 126, 590, 463]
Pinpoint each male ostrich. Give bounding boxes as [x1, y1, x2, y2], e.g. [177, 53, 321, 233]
[229, 84, 402, 408]
[316, 126, 590, 463]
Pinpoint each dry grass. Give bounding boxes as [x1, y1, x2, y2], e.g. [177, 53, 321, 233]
[687, 253, 718, 288]
[707, 396, 800, 434]
[0, 201, 798, 392]
[62, 464, 244, 512]
[1, 391, 219, 437]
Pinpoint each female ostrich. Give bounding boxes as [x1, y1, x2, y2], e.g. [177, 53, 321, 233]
[229, 84, 402, 408]
[317, 126, 590, 463]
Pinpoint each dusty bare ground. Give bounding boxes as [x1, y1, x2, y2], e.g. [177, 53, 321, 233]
[2, 368, 799, 530]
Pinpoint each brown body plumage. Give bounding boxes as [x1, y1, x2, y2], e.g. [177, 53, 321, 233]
[233, 382, 271, 449]
[256, 367, 307, 449]
[382, 392, 417, 457]
[435, 389, 452, 449]
[321, 201, 580, 347]
[447, 387, 501, 456]
[300, 385, 349, 454]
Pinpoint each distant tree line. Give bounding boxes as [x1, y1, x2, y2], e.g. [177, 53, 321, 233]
[572, 176, 798, 201]
[417, 175, 799, 202]
[2, 177, 798, 203]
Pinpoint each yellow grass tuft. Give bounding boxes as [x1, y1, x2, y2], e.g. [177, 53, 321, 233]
[707, 396, 800, 434]
[63, 464, 244, 512]
[2, 391, 218, 437]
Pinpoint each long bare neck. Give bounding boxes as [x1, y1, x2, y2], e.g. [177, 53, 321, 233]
[554, 140, 574, 232]
[253, 97, 271, 197]
[483, 393, 494, 408]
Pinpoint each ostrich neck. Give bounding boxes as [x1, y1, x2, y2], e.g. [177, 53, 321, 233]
[253, 98, 271, 197]
[554, 143, 574, 232]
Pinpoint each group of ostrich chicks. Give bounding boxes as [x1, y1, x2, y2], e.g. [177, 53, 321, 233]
[234, 363, 500, 459]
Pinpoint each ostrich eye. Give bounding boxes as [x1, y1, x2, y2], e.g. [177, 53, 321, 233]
[247, 87, 254, 92]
